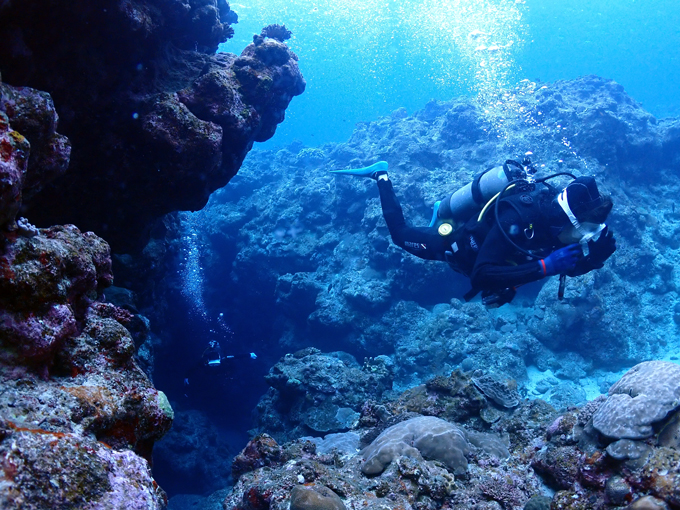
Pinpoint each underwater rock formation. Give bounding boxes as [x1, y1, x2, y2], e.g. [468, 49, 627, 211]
[0, 109, 27, 230]
[0, 82, 71, 204]
[254, 348, 394, 442]
[592, 361, 680, 440]
[530, 364, 680, 509]
[221, 356, 680, 510]
[0, 73, 172, 508]
[360, 415, 472, 475]
[0, 0, 305, 251]
[225, 365, 549, 510]
[0, 226, 174, 507]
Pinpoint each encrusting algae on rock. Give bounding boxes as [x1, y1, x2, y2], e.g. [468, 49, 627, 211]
[0, 67, 173, 510]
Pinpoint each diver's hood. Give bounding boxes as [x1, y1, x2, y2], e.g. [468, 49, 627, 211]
[565, 176, 608, 223]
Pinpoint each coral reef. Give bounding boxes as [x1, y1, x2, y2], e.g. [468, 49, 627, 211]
[0, 107, 28, 230]
[0, 58, 172, 508]
[471, 371, 521, 408]
[43, 65, 679, 501]
[254, 348, 394, 442]
[529, 364, 680, 509]
[0, 81, 71, 202]
[289, 485, 347, 510]
[360, 415, 471, 475]
[220, 356, 680, 510]
[224, 364, 550, 510]
[0, 227, 174, 506]
[255, 24, 294, 45]
[592, 361, 680, 439]
[0, 0, 305, 251]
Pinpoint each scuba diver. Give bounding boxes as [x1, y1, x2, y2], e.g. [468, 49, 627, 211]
[183, 340, 257, 392]
[331, 158, 616, 307]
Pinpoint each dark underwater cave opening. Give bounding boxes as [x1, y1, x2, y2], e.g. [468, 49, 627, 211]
[151, 281, 272, 496]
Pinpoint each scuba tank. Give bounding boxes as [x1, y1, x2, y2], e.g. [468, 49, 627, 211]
[434, 159, 537, 226]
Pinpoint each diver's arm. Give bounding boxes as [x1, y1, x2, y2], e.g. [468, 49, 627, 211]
[470, 223, 546, 290]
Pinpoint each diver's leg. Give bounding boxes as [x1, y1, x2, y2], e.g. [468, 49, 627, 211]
[377, 176, 407, 241]
[377, 177, 445, 261]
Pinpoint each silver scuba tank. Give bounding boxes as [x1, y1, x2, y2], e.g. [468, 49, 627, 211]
[437, 160, 532, 224]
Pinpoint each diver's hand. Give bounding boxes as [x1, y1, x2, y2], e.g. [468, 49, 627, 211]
[482, 287, 516, 308]
[541, 244, 583, 276]
[587, 227, 616, 267]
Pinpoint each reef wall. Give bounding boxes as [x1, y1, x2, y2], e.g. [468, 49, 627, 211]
[0, 0, 305, 506]
[0, 80, 173, 507]
[0, 0, 305, 251]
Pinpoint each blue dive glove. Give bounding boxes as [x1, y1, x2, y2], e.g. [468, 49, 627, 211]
[540, 244, 582, 276]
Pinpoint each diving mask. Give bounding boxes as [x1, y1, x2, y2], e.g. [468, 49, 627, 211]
[557, 189, 606, 256]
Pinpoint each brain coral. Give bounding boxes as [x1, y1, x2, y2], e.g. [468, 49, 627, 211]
[360, 416, 470, 476]
[592, 361, 680, 439]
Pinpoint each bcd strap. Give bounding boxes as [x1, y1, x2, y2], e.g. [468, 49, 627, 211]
[471, 168, 492, 206]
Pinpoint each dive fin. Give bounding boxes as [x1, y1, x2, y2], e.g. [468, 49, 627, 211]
[330, 161, 388, 178]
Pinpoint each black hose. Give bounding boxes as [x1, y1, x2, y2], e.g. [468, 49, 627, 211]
[493, 172, 577, 260]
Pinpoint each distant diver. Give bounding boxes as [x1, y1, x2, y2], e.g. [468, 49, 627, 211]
[331, 158, 615, 307]
[184, 340, 257, 392]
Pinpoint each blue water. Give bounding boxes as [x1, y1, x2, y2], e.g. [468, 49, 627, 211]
[220, 0, 680, 148]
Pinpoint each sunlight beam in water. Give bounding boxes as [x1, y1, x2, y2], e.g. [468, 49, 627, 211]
[222, 0, 528, 144]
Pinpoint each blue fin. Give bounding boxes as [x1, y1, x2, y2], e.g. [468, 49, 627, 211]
[330, 161, 388, 178]
[429, 201, 441, 228]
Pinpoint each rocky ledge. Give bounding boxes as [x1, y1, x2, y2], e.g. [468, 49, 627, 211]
[0, 1, 305, 251]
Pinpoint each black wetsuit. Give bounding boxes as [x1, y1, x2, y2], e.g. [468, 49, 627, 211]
[378, 178, 453, 262]
[378, 179, 597, 294]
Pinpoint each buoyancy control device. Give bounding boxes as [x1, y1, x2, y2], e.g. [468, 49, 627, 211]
[433, 159, 537, 228]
